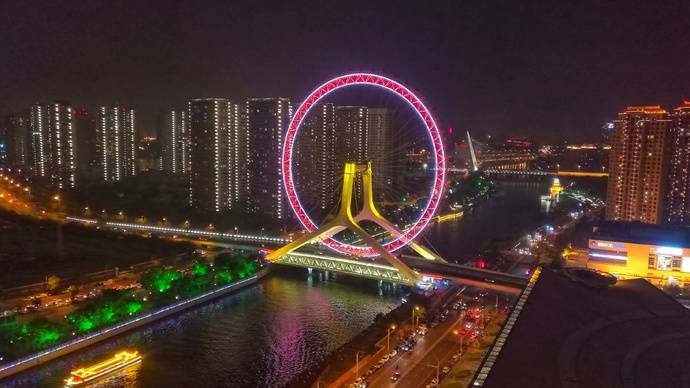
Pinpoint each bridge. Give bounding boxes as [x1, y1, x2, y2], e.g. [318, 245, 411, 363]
[274, 250, 527, 292]
[484, 168, 608, 178]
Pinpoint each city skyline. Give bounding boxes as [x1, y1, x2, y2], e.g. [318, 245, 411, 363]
[2, 3, 690, 388]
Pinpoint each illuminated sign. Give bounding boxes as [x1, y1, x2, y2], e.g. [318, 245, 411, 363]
[589, 252, 627, 261]
[589, 240, 625, 250]
[653, 246, 683, 256]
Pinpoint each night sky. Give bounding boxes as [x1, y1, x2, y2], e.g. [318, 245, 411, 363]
[2, 0, 688, 142]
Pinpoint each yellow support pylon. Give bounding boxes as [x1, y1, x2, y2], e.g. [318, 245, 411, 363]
[266, 162, 445, 282]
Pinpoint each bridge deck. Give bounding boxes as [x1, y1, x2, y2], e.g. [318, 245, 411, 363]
[275, 251, 528, 291]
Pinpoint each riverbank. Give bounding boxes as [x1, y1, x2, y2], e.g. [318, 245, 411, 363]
[0, 266, 271, 380]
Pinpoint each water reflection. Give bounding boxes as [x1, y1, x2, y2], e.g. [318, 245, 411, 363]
[3, 269, 402, 388]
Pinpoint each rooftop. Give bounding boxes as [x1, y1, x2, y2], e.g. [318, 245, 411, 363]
[591, 221, 690, 247]
[476, 268, 690, 388]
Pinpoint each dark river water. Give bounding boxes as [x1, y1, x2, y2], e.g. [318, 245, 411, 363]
[2, 180, 564, 388]
[425, 180, 553, 259]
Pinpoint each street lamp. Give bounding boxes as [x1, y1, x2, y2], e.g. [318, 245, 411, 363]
[387, 324, 396, 354]
[453, 329, 465, 354]
[355, 351, 363, 381]
[412, 305, 420, 331]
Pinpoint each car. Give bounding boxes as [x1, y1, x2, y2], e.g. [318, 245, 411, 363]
[442, 366, 451, 374]
[391, 371, 401, 382]
[389, 350, 398, 357]
[381, 354, 390, 362]
[467, 307, 482, 320]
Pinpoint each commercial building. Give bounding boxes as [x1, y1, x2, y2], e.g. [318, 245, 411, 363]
[245, 97, 291, 219]
[97, 106, 136, 182]
[586, 221, 690, 287]
[188, 98, 243, 212]
[605, 105, 672, 224]
[3, 113, 31, 168]
[665, 100, 690, 224]
[160, 109, 189, 175]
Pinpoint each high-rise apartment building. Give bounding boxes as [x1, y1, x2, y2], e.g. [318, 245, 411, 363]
[97, 106, 136, 182]
[160, 109, 189, 175]
[73, 107, 99, 179]
[367, 108, 393, 195]
[188, 98, 243, 212]
[47, 101, 77, 188]
[665, 101, 690, 224]
[246, 98, 291, 219]
[30, 104, 48, 176]
[334, 106, 369, 205]
[4, 113, 31, 168]
[294, 103, 336, 213]
[28, 102, 77, 188]
[606, 106, 672, 224]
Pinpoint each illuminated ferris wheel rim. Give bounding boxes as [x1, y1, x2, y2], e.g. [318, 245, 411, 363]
[283, 73, 446, 256]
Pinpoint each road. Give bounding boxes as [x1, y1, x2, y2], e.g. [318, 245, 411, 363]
[366, 310, 464, 387]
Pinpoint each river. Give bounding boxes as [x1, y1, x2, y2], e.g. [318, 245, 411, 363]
[424, 180, 553, 260]
[2, 180, 562, 388]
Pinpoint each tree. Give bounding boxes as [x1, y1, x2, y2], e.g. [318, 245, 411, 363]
[67, 285, 79, 301]
[140, 268, 182, 293]
[46, 275, 61, 294]
[191, 260, 209, 277]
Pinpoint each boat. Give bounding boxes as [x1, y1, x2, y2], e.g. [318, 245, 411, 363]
[64, 350, 141, 386]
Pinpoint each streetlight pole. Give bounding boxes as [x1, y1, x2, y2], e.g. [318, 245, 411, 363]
[412, 305, 420, 332]
[355, 351, 362, 381]
[387, 325, 396, 354]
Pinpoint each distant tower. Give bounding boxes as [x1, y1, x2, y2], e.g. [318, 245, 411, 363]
[550, 177, 563, 200]
[467, 131, 478, 171]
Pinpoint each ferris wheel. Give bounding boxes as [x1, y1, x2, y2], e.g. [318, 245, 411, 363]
[280, 73, 446, 260]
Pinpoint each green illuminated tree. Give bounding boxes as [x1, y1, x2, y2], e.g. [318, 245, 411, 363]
[141, 267, 182, 293]
[191, 260, 209, 277]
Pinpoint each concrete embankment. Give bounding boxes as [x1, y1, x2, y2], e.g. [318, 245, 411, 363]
[0, 266, 271, 380]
